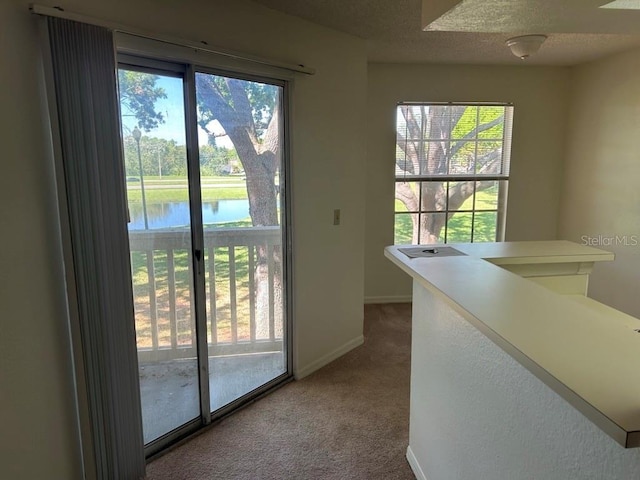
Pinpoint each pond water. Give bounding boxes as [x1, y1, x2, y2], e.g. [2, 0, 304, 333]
[128, 199, 250, 230]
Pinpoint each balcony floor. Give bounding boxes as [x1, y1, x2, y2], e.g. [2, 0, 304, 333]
[139, 352, 285, 444]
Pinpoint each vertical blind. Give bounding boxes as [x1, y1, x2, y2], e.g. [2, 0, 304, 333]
[45, 17, 145, 479]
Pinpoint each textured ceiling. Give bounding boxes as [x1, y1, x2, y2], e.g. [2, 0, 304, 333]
[427, 0, 640, 33]
[249, 0, 640, 65]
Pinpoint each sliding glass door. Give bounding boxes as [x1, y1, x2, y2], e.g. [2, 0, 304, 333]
[118, 59, 290, 453]
[195, 72, 287, 412]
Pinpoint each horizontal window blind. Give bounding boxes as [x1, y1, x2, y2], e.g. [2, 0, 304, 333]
[395, 103, 513, 180]
[393, 102, 513, 245]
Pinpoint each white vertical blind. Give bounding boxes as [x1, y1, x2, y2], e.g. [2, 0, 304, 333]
[45, 17, 145, 479]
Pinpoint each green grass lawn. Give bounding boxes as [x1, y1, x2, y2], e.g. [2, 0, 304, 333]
[126, 175, 248, 203]
[130, 240, 254, 348]
[126, 186, 247, 203]
[128, 175, 246, 185]
[395, 186, 500, 244]
[130, 215, 262, 349]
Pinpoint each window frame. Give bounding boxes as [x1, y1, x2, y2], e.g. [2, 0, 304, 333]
[394, 102, 513, 244]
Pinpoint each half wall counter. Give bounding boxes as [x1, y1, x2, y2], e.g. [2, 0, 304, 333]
[385, 241, 640, 480]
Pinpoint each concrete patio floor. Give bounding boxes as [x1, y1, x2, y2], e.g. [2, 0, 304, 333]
[139, 352, 285, 443]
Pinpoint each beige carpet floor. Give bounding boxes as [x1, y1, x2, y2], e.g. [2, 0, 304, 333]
[145, 303, 415, 480]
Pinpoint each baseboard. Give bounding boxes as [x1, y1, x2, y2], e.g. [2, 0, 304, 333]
[294, 335, 364, 380]
[364, 295, 412, 304]
[406, 445, 428, 480]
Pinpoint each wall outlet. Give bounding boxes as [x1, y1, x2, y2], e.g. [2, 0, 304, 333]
[333, 209, 341, 225]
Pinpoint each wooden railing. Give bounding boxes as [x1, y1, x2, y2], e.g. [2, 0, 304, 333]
[129, 227, 283, 363]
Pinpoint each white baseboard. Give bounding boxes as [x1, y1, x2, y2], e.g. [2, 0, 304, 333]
[364, 295, 412, 304]
[294, 335, 364, 380]
[406, 445, 428, 480]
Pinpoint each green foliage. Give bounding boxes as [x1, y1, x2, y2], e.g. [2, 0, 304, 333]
[118, 70, 167, 132]
[449, 106, 505, 174]
[199, 144, 240, 175]
[196, 74, 278, 140]
[450, 106, 504, 140]
[245, 82, 278, 137]
[122, 136, 186, 177]
[122, 134, 241, 178]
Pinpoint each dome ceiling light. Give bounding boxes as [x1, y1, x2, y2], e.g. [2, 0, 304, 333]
[506, 34, 547, 59]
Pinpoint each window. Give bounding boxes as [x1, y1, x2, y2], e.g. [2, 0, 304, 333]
[394, 103, 513, 244]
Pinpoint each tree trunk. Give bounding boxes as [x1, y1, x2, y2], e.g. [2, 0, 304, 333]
[242, 152, 282, 340]
[196, 76, 285, 341]
[395, 105, 472, 243]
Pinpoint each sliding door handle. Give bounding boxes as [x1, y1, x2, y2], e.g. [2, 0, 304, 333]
[194, 248, 203, 274]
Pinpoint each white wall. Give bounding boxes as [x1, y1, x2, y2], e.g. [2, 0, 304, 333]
[365, 63, 570, 302]
[0, 2, 83, 478]
[409, 283, 640, 480]
[0, 0, 366, 477]
[560, 48, 640, 318]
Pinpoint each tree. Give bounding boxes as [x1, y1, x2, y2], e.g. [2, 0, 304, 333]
[118, 70, 167, 132]
[199, 144, 240, 176]
[122, 136, 187, 177]
[196, 74, 282, 338]
[196, 75, 280, 227]
[396, 105, 507, 243]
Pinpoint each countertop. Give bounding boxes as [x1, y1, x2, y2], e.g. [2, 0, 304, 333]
[385, 240, 640, 448]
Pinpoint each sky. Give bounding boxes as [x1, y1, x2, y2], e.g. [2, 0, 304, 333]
[120, 74, 233, 148]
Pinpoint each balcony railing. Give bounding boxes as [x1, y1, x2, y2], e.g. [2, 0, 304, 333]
[129, 226, 283, 363]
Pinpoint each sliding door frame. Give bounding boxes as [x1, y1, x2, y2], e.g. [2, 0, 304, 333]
[192, 62, 295, 398]
[184, 63, 213, 432]
[118, 56, 211, 457]
[118, 53, 294, 458]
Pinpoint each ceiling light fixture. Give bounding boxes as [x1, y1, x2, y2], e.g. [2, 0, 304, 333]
[506, 34, 547, 59]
